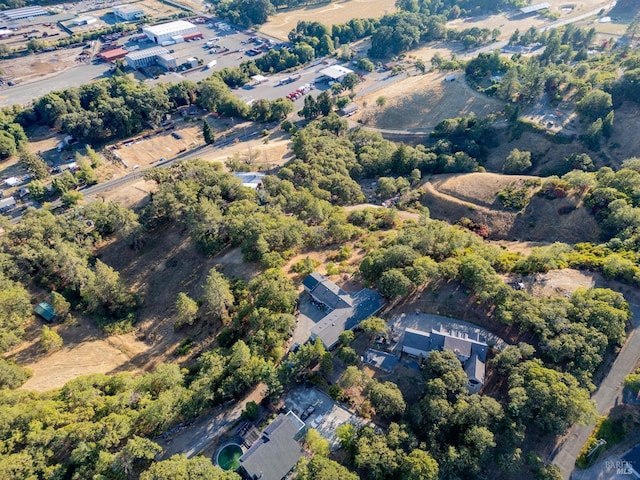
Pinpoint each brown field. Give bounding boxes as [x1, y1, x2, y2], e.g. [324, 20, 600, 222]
[0, 46, 86, 84]
[353, 71, 505, 131]
[260, 0, 397, 40]
[6, 315, 149, 392]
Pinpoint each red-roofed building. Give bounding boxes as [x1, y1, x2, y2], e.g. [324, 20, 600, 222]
[98, 48, 128, 62]
[183, 32, 203, 41]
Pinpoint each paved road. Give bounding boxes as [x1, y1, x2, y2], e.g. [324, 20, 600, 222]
[551, 303, 640, 479]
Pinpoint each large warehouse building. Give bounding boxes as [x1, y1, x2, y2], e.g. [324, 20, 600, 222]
[142, 20, 198, 44]
[113, 4, 145, 22]
[125, 46, 172, 69]
[1, 5, 49, 21]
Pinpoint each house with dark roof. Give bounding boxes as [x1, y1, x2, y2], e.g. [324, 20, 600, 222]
[34, 302, 57, 323]
[303, 273, 385, 349]
[238, 411, 305, 480]
[402, 327, 488, 392]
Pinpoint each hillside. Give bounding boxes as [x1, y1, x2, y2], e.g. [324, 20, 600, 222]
[422, 172, 602, 243]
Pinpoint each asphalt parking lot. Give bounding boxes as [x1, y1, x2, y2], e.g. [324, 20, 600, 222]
[283, 386, 367, 450]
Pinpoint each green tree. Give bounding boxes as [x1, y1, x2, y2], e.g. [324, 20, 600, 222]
[202, 269, 234, 322]
[305, 428, 330, 456]
[320, 352, 334, 378]
[174, 292, 198, 329]
[340, 365, 366, 390]
[248, 268, 297, 313]
[19, 149, 49, 179]
[298, 455, 359, 480]
[503, 148, 532, 174]
[378, 268, 413, 298]
[61, 190, 83, 207]
[82, 259, 136, 317]
[0, 275, 33, 352]
[366, 380, 406, 419]
[40, 325, 63, 352]
[140, 454, 239, 480]
[0, 130, 17, 160]
[400, 449, 439, 480]
[27, 179, 48, 202]
[359, 316, 388, 339]
[576, 89, 613, 122]
[51, 291, 71, 317]
[0, 358, 32, 389]
[317, 91, 334, 116]
[508, 359, 595, 433]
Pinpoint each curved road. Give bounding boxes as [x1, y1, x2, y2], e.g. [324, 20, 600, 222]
[551, 303, 640, 479]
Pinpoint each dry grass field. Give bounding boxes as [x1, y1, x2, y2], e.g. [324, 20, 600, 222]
[353, 71, 505, 131]
[260, 0, 397, 40]
[421, 172, 601, 243]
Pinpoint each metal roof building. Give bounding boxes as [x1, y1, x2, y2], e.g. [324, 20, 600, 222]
[125, 46, 169, 69]
[34, 302, 57, 323]
[1, 6, 49, 21]
[520, 2, 550, 14]
[319, 65, 354, 81]
[142, 20, 198, 44]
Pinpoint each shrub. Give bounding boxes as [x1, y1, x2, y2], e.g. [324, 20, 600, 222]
[40, 326, 63, 352]
[497, 186, 530, 210]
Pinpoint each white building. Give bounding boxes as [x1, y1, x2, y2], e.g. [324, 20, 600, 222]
[72, 15, 97, 26]
[113, 4, 145, 22]
[156, 53, 177, 71]
[319, 65, 354, 82]
[125, 46, 169, 69]
[142, 20, 198, 44]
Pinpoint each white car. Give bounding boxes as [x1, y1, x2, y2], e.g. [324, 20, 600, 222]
[310, 415, 324, 429]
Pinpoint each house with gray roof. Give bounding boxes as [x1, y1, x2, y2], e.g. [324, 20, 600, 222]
[238, 411, 305, 480]
[303, 273, 385, 349]
[402, 327, 488, 392]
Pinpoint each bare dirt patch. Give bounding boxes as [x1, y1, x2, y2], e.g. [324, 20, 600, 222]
[0, 47, 86, 84]
[353, 72, 504, 131]
[260, 0, 397, 40]
[5, 315, 149, 392]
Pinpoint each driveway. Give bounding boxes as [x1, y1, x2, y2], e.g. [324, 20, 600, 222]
[158, 384, 265, 459]
[551, 304, 640, 479]
[283, 386, 367, 450]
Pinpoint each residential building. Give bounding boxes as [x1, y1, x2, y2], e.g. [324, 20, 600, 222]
[402, 327, 488, 392]
[0, 196, 16, 212]
[303, 272, 385, 349]
[238, 411, 305, 480]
